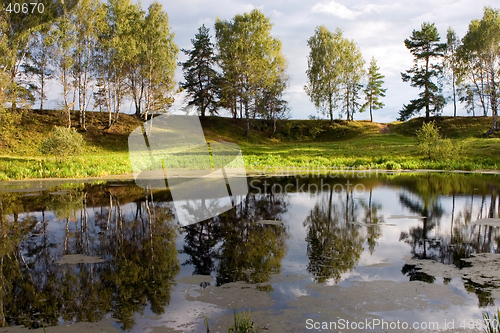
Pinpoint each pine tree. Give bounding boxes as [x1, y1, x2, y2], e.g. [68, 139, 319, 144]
[399, 22, 446, 122]
[361, 57, 386, 122]
[180, 25, 217, 119]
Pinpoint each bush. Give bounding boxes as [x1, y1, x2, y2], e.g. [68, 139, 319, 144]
[416, 121, 440, 159]
[40, 126, 85, 157]
[308, 123, 324, 138]
[416, 121, 464, 160]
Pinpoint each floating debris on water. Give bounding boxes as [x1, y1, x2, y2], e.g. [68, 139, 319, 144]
[56, 254, 105, 265]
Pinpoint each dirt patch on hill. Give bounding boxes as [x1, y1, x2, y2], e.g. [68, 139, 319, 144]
[377, 123, 391, 134]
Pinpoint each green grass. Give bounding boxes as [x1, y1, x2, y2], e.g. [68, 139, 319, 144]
[0, 109, 499, 180]
[483, 310, 500, 333]
[228, 309, 258, 333]
[388, 116, 500, 138]
[240, 135, 500, 172]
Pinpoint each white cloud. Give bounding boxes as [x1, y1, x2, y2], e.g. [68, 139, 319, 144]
[311, 1, 385, 20]
[356, 3, 385, 14]
[311, 1, 361, 20]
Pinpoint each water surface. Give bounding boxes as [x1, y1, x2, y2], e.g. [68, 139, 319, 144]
[0, 172, 499, 332]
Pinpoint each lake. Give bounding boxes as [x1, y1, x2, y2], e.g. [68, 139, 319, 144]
[0, 172, 499, 332]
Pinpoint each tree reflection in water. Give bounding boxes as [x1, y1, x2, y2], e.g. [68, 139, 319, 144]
[181, 186, 289, 287]
[304, 184, 381, 283]
[0, 174, 500, 329]
[0, 185, 180, 330]
[395, 174, 500, 306]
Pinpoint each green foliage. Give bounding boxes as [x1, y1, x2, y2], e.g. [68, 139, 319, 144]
[180, 25, 218, 118]
[204, 316, 211, 332]
[444, 27, 460, 117]
[308, 123, 324, 138]
[228, 309, 258, 333]
[40, 126, 85, 157]
[215, 9, 288, 138]
[305, 26, 365, 122]
[390, 116, 493, 138]
[1, 111, 500, 180]
[416, 121, 441, 159]
[400, 22, 446, 121]
[361, 57, 386, 122]
[483, 309, 500, 333]
[415, 121, 464, 160]
[458, 7, 500, 133]
[141, 2, 178, 114]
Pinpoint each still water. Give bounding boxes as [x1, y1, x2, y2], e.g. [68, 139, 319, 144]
[0, 172, 499, 332]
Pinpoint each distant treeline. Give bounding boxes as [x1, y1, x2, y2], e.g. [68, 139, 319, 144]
[0, 2, 499, 136]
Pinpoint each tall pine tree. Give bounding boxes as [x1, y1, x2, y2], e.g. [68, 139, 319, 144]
[180, 25, 217, 119]
[361, 57, 386, 122]
[399, 22, 446, 122]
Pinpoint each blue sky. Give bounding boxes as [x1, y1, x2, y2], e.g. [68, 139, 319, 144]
[151, 0, 494, 122]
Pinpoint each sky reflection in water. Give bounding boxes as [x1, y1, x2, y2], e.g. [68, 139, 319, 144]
[0, 172, 499, 331]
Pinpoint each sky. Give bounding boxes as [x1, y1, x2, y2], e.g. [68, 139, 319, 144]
[44, 0, 497, 122]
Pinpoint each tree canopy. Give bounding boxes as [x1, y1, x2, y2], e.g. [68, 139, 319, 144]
[215, 9, 288, 137]
[180, 25, 218, 119]
[458, 6, 500, 134]
[305, 26, 364, 122]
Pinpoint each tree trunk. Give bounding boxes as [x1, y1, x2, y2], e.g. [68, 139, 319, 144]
[452, 74, 456, 117]
[245, 102, 250, 138]
[425, 54, 430, 122]
[486, 70, 499, 136]
[328, 92, 333, 124]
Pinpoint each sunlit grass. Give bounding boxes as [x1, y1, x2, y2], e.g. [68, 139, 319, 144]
[0, 111, 499, 180]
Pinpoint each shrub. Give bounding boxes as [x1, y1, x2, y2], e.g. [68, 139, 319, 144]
[415, 121, 464, 160]
[416, 121, 440, 159]
[40, 126, 85, 157]
[308, 124, 324, 138]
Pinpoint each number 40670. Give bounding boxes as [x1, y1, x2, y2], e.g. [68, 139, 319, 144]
[5, 2, 45, 14]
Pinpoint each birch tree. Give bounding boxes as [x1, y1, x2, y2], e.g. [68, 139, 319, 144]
[444, 27, 460, 117]
[96, 0, 142, 128]
[305, 26, 364, 122]
[141, 2, 177, 120]
[72, 0, 105, 130]
[52, 15, 76, 127]
[216, 9, 286, 137]
[305, 26, 343, 123]
[458, 7, 500, 135]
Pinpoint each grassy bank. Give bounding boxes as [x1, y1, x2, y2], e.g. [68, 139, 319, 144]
[0, 109, 499, 180]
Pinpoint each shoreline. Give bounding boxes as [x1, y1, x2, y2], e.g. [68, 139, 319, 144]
[1, 168, 500, 188]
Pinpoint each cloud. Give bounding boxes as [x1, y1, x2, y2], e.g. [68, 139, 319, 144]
[311, 1, 385, 20]
[311, 1, 360, 20]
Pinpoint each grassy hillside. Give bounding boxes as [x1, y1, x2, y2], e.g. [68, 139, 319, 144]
[388, 116, 500, 138]
[0, 109, 499, 180]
